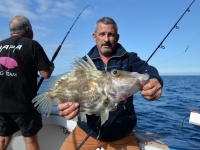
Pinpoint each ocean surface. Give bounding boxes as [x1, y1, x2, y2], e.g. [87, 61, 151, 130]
[38, 75, 200, 149]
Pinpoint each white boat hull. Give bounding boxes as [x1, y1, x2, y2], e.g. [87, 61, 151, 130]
[8, 114, 170, 150]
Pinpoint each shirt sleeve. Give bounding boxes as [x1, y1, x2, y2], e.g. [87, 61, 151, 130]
[32, 40, 52, 71]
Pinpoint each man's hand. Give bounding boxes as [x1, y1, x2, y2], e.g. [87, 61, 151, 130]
[141, 78, 162, 101]
[57, 102, 80, 120]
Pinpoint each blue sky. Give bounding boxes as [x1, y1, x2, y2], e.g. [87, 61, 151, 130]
[0, 0, 199, 75]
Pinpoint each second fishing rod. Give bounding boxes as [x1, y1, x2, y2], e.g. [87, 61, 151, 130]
[37, 5, 92, 91]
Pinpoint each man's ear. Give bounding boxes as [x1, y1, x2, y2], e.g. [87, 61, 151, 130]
[116, 34, 119, 41]
[92, 33, 96, 42]
[25, 26, 30, 33]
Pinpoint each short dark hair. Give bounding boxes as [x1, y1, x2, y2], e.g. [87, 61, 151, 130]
[94, 17, 118, 33]
[9, 15, 31, 35]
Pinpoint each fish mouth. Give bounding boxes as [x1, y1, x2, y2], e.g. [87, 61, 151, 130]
[106, 90, 130, 102]
[116, 93, 130, 101]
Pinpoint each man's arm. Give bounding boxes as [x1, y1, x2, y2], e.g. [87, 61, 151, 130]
[39, 65, 54, 78]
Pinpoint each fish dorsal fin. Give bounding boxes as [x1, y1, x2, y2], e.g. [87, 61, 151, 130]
[73, 53, 97, 71]
[47, 72, 68, 90]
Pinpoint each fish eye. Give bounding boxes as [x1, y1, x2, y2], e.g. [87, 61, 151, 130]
[111, 69, 120, 77]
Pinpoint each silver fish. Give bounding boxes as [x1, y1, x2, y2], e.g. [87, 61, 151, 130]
[32, 54, 149, 125]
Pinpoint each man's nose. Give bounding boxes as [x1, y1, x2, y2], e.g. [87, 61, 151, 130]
[103, 34, 109, 42]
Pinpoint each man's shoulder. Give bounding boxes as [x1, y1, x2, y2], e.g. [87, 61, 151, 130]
[0, 36, 37, 44]
[0, 37, 12, 43]
[120, 51, 137, 59]
[19, 37, 41, 47]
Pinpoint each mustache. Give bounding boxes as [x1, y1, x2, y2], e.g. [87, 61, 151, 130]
[101, 42, 112, 46]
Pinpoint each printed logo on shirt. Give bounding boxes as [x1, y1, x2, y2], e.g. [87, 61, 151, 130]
[0, 45, 22, 52]
[0, 57, 18, 77]
[0, 44, 22, 77]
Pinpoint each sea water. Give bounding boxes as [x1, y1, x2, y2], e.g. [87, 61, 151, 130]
[134, 75, 200, 149]
[38, 75, 200, 149]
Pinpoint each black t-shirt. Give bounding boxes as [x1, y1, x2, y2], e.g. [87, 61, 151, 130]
[0, 36, 51, 112]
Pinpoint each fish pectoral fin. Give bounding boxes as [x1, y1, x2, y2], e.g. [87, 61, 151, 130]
[100, 109, 109, 126]
[79, 114, 87, 122]
[32, 92, 52, 117]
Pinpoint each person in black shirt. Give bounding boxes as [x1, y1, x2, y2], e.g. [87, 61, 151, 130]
[0, 15, 53, 150]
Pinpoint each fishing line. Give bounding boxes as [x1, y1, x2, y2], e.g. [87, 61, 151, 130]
[36, 5, 92, 91]
[181, 113, 200, 148]
[156, 45, 189, 67]
[156, 29, 194, 67]
[138, 0, 196, 73]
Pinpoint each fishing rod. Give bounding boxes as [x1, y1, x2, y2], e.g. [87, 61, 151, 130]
[138, 0, 196, 73]
[37, 5, 92, 91]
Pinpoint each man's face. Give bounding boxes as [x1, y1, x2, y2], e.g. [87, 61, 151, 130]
[92, 22, 119, 57]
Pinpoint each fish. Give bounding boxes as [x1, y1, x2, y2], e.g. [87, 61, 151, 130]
[32, 54, 149, 125]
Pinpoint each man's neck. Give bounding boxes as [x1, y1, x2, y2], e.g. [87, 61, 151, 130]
[99, 53, 111, 65]
[11, 34, 21, 36]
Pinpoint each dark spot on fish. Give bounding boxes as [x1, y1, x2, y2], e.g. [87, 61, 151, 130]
[103, 100, 109, 106]
[82, 84, 90, 91]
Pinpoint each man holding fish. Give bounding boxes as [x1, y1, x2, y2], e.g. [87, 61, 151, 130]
[58, 17, 163, 150]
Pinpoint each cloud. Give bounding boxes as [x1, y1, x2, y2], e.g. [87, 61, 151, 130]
[35, 0, 53, 14]
[32, 24, 53, 39]
[37, 1, 93, 20]
[0, 0, 37, 19]
[34, 0, 76, 19]
[0, 0, 93, 39]
[0, 0, 92, 20]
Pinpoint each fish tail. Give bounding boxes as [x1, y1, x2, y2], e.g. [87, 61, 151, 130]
[32, 92, 53, 117]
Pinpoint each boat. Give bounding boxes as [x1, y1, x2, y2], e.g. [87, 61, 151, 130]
[8, 112, 196, 150]
[8, 113, 169, 150]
